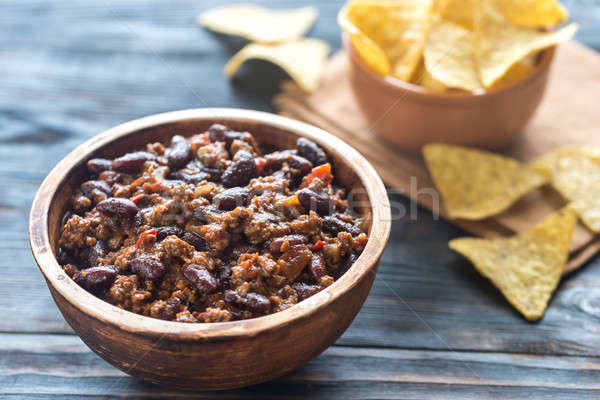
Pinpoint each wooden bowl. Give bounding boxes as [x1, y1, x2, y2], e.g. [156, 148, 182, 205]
[342, 33, 555, 152]
[28, 109, 391, 390]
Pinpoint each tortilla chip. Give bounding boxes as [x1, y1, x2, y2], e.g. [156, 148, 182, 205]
[474, 1, 578, 87]
[490, 61, 537, 89]
[531, 147, 600, 232]
[338, 0, 434, 81]
[198, 5, 317, 43]
[411, 58, 447, 91]
[450, 206, 576, 320]
[439, 0, 475, 29]
[424, 21, 481, 91]
[224, 39, 329, 93]
[493, 0, 568, 28]
[423, 143, 548, 219]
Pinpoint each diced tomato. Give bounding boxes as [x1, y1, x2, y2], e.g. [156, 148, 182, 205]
[312, 240, 325, 252]
[135, 229, 157, 248]
[131, 194, 145, 205]
[300, 163, 333, 188]
[254, 157, 267, 175]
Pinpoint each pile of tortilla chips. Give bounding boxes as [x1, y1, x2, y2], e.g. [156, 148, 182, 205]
[198, 4, 329, 92]
[423, 144, 600, 320]
[339, 0, 578, 92]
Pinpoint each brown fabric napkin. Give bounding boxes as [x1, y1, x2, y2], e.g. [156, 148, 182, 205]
[274, 41, 600, 274]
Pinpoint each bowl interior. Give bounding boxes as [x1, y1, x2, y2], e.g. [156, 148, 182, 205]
[48, 117, 373, 255]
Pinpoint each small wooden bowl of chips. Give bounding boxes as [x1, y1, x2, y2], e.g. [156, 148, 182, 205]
[343, 33, 556, 152]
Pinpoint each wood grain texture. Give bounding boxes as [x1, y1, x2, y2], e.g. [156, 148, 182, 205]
[3, 333, 600, 399]
[2, 0, 600, 397]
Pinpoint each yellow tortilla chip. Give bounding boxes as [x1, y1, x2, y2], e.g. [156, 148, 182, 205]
[449, 206, 576, 321]
[338, 0, 434, 81]
[531, 147, 600, 232]
[198, 5, 317, 43]
[493, 0, 568, 28]
[224, 39, 330, 93]
[411, 59, 447, 91]
[439, 0, 475, 29]
[424, 21, 481, 91]
[423, 143, 547, 219]
[490, 61, 537, 89]
[474, 1, 578, 87]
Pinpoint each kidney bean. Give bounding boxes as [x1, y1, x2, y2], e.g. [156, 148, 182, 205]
[297, 188, 334, 215]
[213, 187, 250, 211]
[224, 131, 245, 147]
[335, 253, 359, 279]
[112, 151, 154, 173]
[182, 231, 210, 252]
[263, 150, 295, 171]
[292, 282, 323, 301]
[288, 155, 313, 176]
[207, 123, 245, 148]
[87, 158, 112, 175]
[96, 198, 139, 220]
[308, 252, 327, 281]
[217, 264, 233, 290]
[297, 138, 327, 166]
[230, 243, 259, 260]
[80, 240, 109, 268]
[268, 234, 308, 254]
[134, 206, 154, 227]
[183, 160, 223, 183]
[166, 135, 192, 169]
[156, 226, 185, 241]
[223, 289, 242, 304]
[183, 265, 218, 295]
[203, 166, 223, 183]
[221, 150, 255, 187]
[208, 123, 227, 142]
[74, 266, 116, 291]
[131, 254, 166, 281]
[158, 298, 182, 321]
[246, 292, 271, 313]
[57, 247, 75, 265]
[80, 180, 111, 197]
[193, 206, 214, 223]
[323, 215, 361, 236]
[169, 170, 209, 184]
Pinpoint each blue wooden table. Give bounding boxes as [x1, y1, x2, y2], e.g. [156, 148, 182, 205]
[2, 1, 600, 398]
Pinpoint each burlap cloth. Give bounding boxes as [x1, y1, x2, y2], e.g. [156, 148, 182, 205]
[274, 41, 600, 274]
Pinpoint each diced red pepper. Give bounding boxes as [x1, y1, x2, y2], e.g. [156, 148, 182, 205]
[312, 240, 325, 252]
[254, 157, 267, 175]
[300, 163, 333, 188]
[131, 194, 145, 205]
[135, 229, 157, 248]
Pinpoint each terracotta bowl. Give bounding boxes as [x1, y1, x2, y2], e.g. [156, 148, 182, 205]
[29, 108, 391, 390]
[342, 33, 555, 152]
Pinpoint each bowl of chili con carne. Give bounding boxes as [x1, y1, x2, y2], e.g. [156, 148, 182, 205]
[29, 108, 391, 390]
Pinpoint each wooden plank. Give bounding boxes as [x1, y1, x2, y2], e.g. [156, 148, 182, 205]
[2, 333, 600, 399]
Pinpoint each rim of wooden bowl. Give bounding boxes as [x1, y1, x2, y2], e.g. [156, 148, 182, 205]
[342, 33, 556, 104]
[29, 108, 391, 341]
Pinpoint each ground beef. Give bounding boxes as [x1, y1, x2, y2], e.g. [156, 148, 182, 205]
[58, 124, 368, 323]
